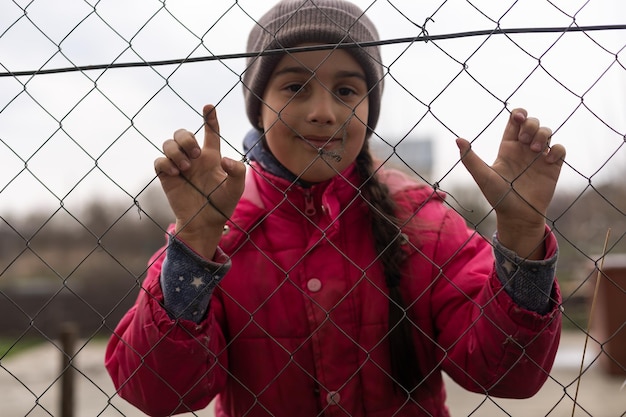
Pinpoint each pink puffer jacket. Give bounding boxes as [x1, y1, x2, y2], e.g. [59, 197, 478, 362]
[105, 163, 561, 417]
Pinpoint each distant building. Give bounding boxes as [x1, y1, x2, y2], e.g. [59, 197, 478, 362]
[369, 136, 434, 181]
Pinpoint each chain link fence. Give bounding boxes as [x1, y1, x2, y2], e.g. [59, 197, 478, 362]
[1, 0, 625, 415]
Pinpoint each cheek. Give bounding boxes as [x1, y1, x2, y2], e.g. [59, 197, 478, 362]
[345, 102, 369, 139]
[346, 139, 366, 161]
[260, 104, 296, 133]
[259, 105, 275, 130]
[263, 122, 296, 160]
[348, 113, 368, 142]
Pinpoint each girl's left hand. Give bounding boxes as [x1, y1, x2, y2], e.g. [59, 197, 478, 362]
[456, 108, 566, 258]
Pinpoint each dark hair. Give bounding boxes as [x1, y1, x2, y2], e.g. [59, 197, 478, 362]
[355, 142, 422, 395]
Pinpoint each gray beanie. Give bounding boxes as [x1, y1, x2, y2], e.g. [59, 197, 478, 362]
[243, 0, 384, 132]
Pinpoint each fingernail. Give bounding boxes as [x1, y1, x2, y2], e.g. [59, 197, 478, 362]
[180, 160, 190, 170]
[513, 111, 526, 122]
[519, 133, 530, 144]
[191, 147, 201, 158]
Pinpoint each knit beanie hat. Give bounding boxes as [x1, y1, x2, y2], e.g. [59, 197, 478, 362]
[243, 0, 384, 133]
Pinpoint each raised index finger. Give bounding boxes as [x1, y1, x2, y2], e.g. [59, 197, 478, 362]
[203, 104, 221, 152]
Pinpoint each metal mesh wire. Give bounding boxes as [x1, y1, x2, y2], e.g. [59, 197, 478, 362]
[1, 0, 625, 416]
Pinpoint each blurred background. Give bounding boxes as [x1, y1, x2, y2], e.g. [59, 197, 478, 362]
[1, 0, 625, 415]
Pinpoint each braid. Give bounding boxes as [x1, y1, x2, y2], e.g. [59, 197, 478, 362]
[355, 143, 422, 395]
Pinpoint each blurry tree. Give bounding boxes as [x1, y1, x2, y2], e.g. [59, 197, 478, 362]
[2, 175, 625, 336]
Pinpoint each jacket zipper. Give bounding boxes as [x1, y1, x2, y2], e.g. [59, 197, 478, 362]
[304, 189, 317, 217]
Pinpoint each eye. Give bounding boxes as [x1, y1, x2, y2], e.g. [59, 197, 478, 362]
[336, 86, 357, 97]
[285, 83, 305, 94]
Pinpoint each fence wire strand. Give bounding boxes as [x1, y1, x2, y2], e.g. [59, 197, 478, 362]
[1, 0, 625, 416]
[1, 24, 625, 78]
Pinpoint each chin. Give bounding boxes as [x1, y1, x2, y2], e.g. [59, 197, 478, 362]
[300, 166, 341, 183]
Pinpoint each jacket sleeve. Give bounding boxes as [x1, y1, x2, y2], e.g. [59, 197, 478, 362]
[104, 241, 229, 417]
[429, 209, 561, 398]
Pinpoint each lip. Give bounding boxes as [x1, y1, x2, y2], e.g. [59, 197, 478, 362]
[303, 136, 341, 146]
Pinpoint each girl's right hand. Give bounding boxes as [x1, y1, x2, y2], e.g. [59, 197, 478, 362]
[154, 104, 246, 259]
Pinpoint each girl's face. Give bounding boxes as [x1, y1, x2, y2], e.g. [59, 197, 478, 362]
[259, 47, 370, 183]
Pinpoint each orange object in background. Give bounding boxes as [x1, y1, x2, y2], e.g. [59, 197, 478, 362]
[595, 254, 626, 376]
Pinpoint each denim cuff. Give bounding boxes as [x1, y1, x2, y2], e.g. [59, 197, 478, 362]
[160, 235, 231, 322]
[493, 234, 557, 315]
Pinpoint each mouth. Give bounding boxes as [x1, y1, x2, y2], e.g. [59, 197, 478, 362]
[303, 136, 341, 148]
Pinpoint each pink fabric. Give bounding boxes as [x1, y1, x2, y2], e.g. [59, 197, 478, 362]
[105, 163, 561, 417]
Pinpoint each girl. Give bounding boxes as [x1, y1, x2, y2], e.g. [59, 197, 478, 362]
[106, 0, 567, 416]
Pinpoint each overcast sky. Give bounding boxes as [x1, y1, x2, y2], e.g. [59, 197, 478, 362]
[0, 0, 625, 217]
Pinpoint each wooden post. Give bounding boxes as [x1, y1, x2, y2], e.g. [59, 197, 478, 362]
[59, 322, 78, 417]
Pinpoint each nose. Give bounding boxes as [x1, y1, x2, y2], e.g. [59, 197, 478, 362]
[307, 89, 337, 125]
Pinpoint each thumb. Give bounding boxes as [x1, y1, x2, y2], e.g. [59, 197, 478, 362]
[456, 138, 490, 186]
[221, 156, 246, 195]
[221, 157, 246, 181]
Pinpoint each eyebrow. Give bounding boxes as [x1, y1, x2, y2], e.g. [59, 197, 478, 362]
[272, 65, 367, 82]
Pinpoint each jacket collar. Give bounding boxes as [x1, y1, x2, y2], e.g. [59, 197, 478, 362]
[221, 162, 361, 250]
[225, 161, 435, 251]
[242, 161, 360, 211]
